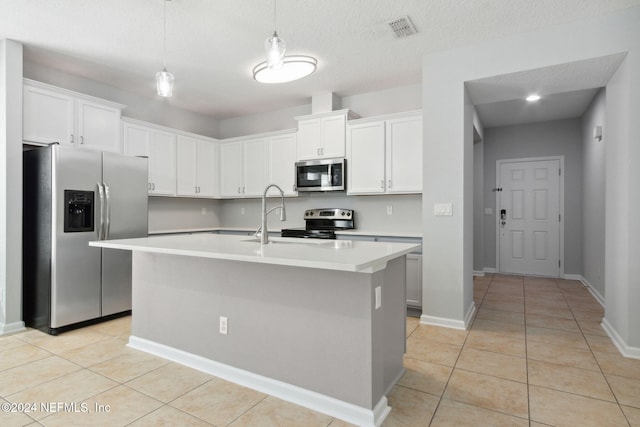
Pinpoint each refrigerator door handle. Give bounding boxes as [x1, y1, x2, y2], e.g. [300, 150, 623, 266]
[97, 183, 105, 240]
[104, 183, 111, 240]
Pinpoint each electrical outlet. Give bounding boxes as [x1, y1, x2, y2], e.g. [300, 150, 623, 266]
[219, 316, 228, 335]
[201, 207, 207, 215]
[240, 207, 245, 215]
[386, 205, 393, 215]
[375, 286, 382, 309]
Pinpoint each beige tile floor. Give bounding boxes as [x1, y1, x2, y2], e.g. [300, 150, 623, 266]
[1, 274, 639, 426]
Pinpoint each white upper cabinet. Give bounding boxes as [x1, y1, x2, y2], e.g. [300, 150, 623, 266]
[177, 136, 218, 197]
[122, 119, 176, 196]
[347, 121, 386, 194]
[219, 140, 245, 197]
[243, 137, 268, 197]
[23, 79, 124, 153]
[268, 132, 297, 196]
[295, 110, 351, 160]
[347, 111, 422, 195]
[386, 114, 422, 193]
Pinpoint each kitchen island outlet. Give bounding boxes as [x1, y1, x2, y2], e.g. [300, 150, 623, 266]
[90, 233, 419, 427]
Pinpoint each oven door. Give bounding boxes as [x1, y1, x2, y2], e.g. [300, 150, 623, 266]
[295, 158, 345, 191]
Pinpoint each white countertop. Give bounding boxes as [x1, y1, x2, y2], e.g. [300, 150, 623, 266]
[90, 233, 420, 273]
[148, 227, 422, 239]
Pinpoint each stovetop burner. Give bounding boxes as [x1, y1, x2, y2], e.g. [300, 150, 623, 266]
[281, 208, 355, 240]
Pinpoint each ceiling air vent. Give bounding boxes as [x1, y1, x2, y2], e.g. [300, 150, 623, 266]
[387, 16, 417, 38]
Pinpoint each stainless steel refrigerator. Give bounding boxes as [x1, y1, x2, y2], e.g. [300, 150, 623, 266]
[23, 144, 148, 335]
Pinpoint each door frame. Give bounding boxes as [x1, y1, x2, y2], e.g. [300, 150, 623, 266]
[495, 155, 565, 277]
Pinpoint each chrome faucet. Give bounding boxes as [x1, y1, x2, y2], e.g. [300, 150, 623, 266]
[256, 184, 287, 244]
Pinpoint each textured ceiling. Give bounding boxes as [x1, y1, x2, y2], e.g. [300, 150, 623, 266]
[469, 53, 627, 128]
[1, 0, 639, 119]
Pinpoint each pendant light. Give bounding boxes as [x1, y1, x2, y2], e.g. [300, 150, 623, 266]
[253, 0, 317, 84]
[156, 0, 174, 97]
[264, 0, 286, 69]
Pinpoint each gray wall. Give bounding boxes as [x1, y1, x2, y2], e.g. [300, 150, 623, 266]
[217, 84, 422, 139]
[23, 60, 220, 138]
[218, 193, 422, 235]
[482, 119, 583, 275]
[581, 89, 606, 299]
[148, 197, 221, 233]
[473, 140, 484, 272]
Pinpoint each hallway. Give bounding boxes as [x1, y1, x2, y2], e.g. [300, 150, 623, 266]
[387, 274, 640, 426]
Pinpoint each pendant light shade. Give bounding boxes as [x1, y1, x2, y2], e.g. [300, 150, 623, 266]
[254, 0, 317, 84]
[156, 67, 174, 97]
[253, 55, 317, 83]
[156, 0, 174, 98]
[265, 31, 286, 69]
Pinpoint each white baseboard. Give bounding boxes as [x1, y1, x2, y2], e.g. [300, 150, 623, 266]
[601, 318, 640, 360]
[420, 302, 475, 330]
[473, 271, 485, 277]
[574, 275, 605, 307]
[128, 336, 389, 427]
[0, 321, 26, 336]
[563, 274, 582, 281]
[483, 268, 497, 274]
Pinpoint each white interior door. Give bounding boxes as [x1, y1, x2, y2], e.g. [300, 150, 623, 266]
[498, 158, 561, 277]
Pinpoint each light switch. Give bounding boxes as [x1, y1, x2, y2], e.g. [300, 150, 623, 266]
[434, 203, 453, 216]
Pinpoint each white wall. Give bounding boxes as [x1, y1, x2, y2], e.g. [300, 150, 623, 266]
[0, 40, 25, 334]
[482, 119, 583, 275]
[23, 60, 220, 138]
[422, 6, 640, 348]
[218, 104, 310, 139]
[581, 89, 606, 299]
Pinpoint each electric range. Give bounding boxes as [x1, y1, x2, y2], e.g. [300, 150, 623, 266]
[281, 208, 355, 240]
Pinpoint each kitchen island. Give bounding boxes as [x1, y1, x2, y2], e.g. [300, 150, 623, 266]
[90, 233, 419, 427]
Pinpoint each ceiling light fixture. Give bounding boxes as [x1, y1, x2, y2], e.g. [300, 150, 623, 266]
[156, 0, 174, 97]
[526, 94, 541, 102]
[253, 0, 317, 84]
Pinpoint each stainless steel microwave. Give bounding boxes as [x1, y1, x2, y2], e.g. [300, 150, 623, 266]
[295, 158, 345, 192]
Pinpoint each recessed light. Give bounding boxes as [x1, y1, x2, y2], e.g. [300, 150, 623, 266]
[526, 94, 541, 102]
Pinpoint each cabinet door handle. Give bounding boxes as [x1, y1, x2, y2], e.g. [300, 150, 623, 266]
[380, 180, 384, 189]
[70, 134, 74, 144]
[80, 136, 84, 144]
[152, 183, 156, 191]
[388, 179, 392, 188]
[237, 186, 241, 194]
[242, 186, 245, 194]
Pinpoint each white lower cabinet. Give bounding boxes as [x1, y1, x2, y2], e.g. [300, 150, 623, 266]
[337, 234, 422, 310]
[177, 136, 217, 197]
[405, 253, 423, 309]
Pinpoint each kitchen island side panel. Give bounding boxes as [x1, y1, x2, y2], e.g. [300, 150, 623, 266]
[130, 251, 405, 409]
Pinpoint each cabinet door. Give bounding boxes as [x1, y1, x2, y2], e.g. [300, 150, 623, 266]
[406, 254, 422, 308]
[122, 123, 150, 158]
[347, 121, 386, 194]
[321, 114, 346, 158]
[149, 131, 176, 196]
[220, 141, 244, 197]
[386, 116, 422, 193]
[268, 133, 297, 196]
[23, 84, 75, 145]
[176, 135, 198, 196]
[196, 140, 217, 197]
[76, 99, 122, 152]
[296, 119, 321, 160]
[243, 137, 267, 197]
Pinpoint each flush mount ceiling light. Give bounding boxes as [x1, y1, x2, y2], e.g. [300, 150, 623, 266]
[155, 0, 174, 97]
[526, 94, 541, 102]
[253, 0, 317, 83]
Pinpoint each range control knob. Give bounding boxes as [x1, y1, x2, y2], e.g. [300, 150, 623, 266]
[341, 211, 346, 216]
[347, 212, 351, 217]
